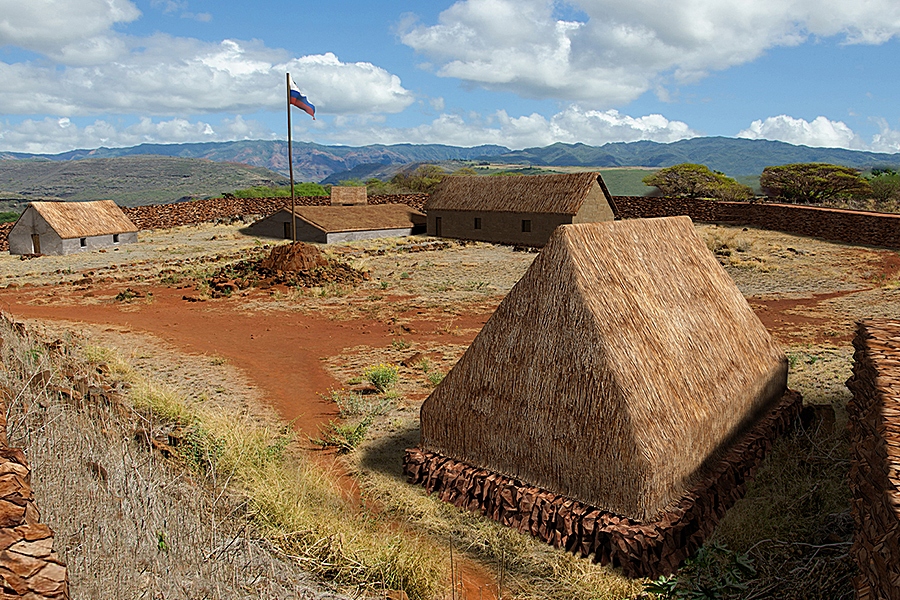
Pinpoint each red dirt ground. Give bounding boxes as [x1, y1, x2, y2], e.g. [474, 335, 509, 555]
[749, 289, 865, 345]
[0, 284, 491, 442]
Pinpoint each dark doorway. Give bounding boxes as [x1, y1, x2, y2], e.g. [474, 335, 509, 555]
[435, 216, 442, 237]
[31, 234, 40, 254]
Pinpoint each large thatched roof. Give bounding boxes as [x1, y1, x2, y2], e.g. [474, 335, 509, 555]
[29, 200, 137, 239]
[419, 216, 787, 522]
[293, 203, 424, 233]
[425, 172, 611, 214]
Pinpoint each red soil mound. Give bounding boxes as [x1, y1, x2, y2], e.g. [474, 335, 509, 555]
[259, 242, 326, 273]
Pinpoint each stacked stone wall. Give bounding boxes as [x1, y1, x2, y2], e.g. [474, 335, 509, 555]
[0, 386, 68, 598]
[120, 193, 428, 232]
[612, 197, 900, 249]
[404, 389, 803, 579]
[846, 320, 900, 599]
[5, 195, 900, 252]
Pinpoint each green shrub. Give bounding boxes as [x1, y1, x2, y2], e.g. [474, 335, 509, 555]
[643, 543, 756, 599]
[364, 363, 399, 392]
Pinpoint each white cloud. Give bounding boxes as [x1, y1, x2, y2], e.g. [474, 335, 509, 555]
[401, 0, 900, 105]
[0, 116, 277, 154]
[0, 0, 141, 62]
[321, 106, 698, 149]
[737, 115, 865, 149]
[0, 2, 413, 118]
[0, 106, 696, 153]
[0, 39, 414, 117]
[736, 114, 900, 154]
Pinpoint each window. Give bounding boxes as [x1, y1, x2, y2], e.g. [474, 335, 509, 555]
[521, 219, 531, 233]
[474, 217, 482, 230]
[79, 238, 87, 247]
[113, 234, 119, 243]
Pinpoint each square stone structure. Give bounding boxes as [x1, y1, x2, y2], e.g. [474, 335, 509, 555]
[418, 216, 787, 522]
[330, 186, 367, 206]
[425, 172, 616, 246]
[246, 203, 426, 243]
[8, 200, 138, 255]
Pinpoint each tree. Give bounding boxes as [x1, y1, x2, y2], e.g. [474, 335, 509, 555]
[390, 164, 447, 194]
[642, 163, 753, 200]
[866, 168, 900, 206]
[760, 163, 872, 204]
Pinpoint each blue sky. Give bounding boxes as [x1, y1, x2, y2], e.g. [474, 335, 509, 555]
[2, 0, 900, 155]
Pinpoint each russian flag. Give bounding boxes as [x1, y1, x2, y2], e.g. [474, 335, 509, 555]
[288, 76, 316, 120]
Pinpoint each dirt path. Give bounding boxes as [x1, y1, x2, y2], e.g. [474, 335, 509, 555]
[748, 288, 868, 345]
[0, 283, 490, 442]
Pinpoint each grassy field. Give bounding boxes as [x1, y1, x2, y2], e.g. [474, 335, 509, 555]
[0, 220, 888, 599]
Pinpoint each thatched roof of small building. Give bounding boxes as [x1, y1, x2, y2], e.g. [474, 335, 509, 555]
[29, 200, 137, 239]
[419, 216, 787, 522]
[293, 203, 424, 233]
[425, 172, 612, 214]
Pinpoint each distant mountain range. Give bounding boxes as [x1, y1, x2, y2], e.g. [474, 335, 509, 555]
[0, 155, 287, 207]
[2, 137, 899, 206]
[0, 141, 510, 183]
[4, 137, 899, 182]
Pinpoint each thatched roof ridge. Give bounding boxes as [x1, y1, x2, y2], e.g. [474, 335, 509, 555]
[425, 172, 606, 214]
[293, 203, 424, 233]
[419, 216, 787, 521]
[30, 200, 137, 239]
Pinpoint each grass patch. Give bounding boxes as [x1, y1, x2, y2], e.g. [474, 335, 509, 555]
[74, 343, 446, 599]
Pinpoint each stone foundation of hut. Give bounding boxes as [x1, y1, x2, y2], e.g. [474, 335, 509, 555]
[404, 388, 803, 579]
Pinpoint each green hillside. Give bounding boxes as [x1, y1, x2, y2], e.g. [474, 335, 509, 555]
[0, 156, 289, 206]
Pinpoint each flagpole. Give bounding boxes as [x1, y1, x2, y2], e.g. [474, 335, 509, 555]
[286, 72, 296, 243]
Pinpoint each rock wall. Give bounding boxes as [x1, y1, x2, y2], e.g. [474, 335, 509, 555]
[613, 197, 900, 249]
[846, 320, 900, 600]
[0, 224, 12, 253]
[404, 389, 803, 579]
[4, 195, 900, 252]
[120, 194, 428, 232]
[0, 392, 69, 598]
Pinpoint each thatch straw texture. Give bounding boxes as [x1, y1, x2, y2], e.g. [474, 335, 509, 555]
[425, 172, 609, 214]
[330, 186, 367, 206]
[419, 216, 787, 521]
[29, 200, 137, 239]
[294, 204, 424, 233]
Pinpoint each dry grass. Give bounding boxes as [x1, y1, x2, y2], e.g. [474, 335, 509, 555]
[0, 318, 340, 599]
[352, 422, 645, 600]
[0, 317, 447, 600]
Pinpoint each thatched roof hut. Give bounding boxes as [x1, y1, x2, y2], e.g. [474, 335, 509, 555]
[8, 200, 138, 255]
[246, 203, 425, 243]
[419, 216, 787, 522]
[424, 172, 616, 246]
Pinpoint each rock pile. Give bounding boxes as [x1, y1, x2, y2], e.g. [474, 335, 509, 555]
[204, 242, 366, 297]
[847, 319, 900, 600]
[0, 388, 68, 599]
[404, 389, 803, 579]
